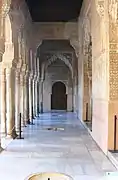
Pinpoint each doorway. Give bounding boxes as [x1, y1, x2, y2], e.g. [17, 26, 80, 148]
[51, 82, 67, 110]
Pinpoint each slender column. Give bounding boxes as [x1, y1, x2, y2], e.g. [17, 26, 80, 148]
[15, 71, 20, 132]
[37, 81, 39, 113]
[0, 68, 6, 138]
[24, 74, 28, 125]
[39, 80, 44, 113]
[29, 77, 33, 122]
[20, 74, 25, 127]
[32, 78, 35, 117]
[35, 80, 38, 116]
[6, 68, 16, 138]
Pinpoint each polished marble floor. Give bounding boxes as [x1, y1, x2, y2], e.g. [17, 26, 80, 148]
[0, 112, 117, 180]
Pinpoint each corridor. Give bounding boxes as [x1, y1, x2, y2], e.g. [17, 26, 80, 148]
[0, 112, 116, 180]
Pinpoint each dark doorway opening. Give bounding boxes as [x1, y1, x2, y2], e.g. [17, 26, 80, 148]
[51, 82, 67, 110]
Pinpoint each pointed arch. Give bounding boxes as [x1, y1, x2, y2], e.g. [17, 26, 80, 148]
[45, 53, 73, 77]
[41, 53, 73, 81]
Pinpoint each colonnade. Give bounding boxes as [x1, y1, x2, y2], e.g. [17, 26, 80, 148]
[0, 0, 44, 147]
[0, 56, 41, 141]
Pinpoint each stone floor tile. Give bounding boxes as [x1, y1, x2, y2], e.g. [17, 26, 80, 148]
[0, 112, 116, 180]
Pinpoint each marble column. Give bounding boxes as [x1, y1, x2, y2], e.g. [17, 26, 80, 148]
[24, 74, 28, 125]
[38, 81, 41, 112]
[35, 80, 38, 116]
[0, 68, 6, 138]
[37, 81, 39, 113]
[20, 74, 25, 127]
[29, 77, 33, 123]
[32, 78, 35, 117]
[6, 68, 16, 138]
[15, 71, 20, 133]
[40, 80, 44, 113]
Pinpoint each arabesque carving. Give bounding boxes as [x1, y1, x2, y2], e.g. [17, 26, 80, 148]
[44, 52, 73, 77]
[1, 0, 11, 17]
[95, 0, 105, 18]
[109, 0, 118, 22]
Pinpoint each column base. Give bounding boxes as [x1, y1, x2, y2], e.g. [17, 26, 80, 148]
[6, 130, 18, 139]
[27, 119, 31, 124]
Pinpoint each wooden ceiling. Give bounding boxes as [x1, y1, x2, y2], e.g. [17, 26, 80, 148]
[25, 0, 83, 22]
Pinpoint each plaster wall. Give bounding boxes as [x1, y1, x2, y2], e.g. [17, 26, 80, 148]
[79, 0, 109, 153]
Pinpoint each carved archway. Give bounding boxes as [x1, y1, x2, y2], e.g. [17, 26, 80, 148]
[41, 53, 73, 81]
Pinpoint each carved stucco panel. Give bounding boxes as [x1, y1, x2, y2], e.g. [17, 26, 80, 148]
[95, 0, 105, 18]
[109, 0, 118, 22]
[109, 19, 118, 100]
[109, 52, 118, 99]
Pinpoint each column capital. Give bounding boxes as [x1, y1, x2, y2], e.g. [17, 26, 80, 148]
[29, 73, 33, 80]
[15, 70, 20, 79]
[20, 73, 24, 86]
[20, 64, 27, 76]
[17, 61, 22, 71]
[1, 0, 11, 18]
[5, 67, 12, 76]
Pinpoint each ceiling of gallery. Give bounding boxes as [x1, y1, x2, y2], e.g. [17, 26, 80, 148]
[25, 0, 83, 22]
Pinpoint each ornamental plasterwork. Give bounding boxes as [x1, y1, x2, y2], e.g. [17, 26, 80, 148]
[1, 0, 11, 17]
[44, 52, 72, 65]
[83, 17, 91, 43]
[43, 52, 73, 77]
[83, 17, 91, 56]
[95, 0, 105, 18]
[109, 0, 118, 22]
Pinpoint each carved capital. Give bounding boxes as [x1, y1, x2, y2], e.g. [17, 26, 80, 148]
[21, 64, 27, 74]
[95, 0, 105, 18]
[1, 0, 11, 18]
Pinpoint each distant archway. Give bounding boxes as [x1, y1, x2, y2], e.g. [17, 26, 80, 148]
[51, 81, 67, 110]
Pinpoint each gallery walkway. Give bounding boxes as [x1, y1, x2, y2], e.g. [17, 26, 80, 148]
[0, 112, 116, 180]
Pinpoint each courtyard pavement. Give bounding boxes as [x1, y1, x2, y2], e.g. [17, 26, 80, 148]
[0, 112, 117, 180]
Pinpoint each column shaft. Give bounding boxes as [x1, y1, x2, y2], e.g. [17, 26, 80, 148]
[29, 78, 33, 122]
[32, 79, 35, 117]
[20, 74, 25, 127]
[6, 68, 16, 138]
[35, 80, 38, 116]
[24, 75, 28, 124]
[0, 68, 6, 137]
[15, 71, 20, 132]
